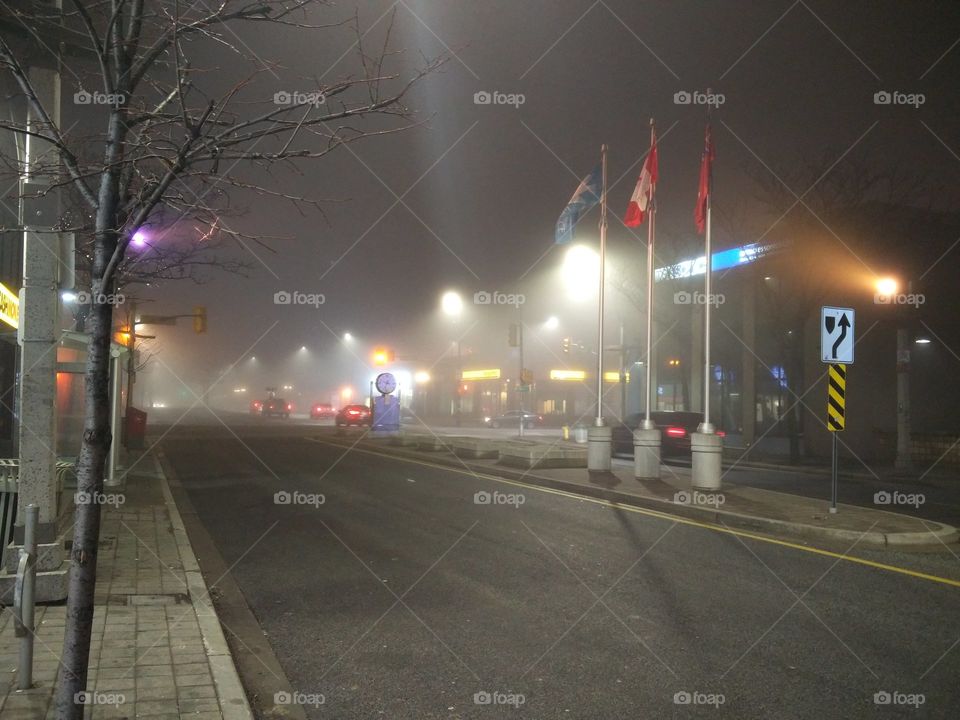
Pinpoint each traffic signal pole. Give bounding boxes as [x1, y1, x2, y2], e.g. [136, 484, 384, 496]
[518, 323, 524, 438]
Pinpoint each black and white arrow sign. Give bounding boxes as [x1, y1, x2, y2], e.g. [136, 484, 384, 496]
[821, 306, 855, 364]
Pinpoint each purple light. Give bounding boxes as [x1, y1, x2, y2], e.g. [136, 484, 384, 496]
[131, 230, 147, 247]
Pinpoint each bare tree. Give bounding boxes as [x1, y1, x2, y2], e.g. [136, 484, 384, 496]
[0, 2, 443, 716]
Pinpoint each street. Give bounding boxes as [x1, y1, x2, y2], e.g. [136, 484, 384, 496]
[161, 419, 960, 719]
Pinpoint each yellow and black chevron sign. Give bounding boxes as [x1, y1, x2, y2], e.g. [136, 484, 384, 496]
[827, 363, 846, 431]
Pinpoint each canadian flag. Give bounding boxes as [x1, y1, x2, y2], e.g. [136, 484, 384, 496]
[624, 124, 658, 227]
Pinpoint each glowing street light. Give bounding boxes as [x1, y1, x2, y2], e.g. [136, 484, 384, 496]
[561, 245, 600, 302]
[414, 371, 431, 384]
[343, 332, 353, 342]
[131, 229, 148, 248]
[441, 290, 463, 317]
[544, 316, 559, 330]
[875, 277, 898, 297]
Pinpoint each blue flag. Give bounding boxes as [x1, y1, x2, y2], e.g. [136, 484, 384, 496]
[556, 166, 602, 244]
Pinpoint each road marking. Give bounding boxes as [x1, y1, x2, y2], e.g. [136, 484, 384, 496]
[304, 437, 960, 590]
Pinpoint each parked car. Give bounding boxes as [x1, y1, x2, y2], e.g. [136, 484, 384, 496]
[250, 399, 263, 415]
[336, 404, 371, 427]
[611, 411, 724, 457]
[310, 402, 336, 419]
[262, 398, 292, 419]
[483, 410, 543, 429]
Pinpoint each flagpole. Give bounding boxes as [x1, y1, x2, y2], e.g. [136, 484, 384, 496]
[643, 120, 656, 430]
[596, 143, 608, 426]
[701, 104, 715, 435]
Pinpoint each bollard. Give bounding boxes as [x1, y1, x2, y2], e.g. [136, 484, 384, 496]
[587, 425, 613, 472]
[633, 427, 661, 480]
[691, 432, 723, 491]
[14, 504, 38, 689]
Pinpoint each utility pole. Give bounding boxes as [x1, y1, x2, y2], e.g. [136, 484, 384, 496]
[895, 322, 912, 470]
[16, 60, 63, 549]
[125, 301, 137, 418]
[517, 323, 524, 438]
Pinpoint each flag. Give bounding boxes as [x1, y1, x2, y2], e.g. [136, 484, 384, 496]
[694, 122, 714, 234]
[624, 125, 658, 227]
[556, 166, 602, 244]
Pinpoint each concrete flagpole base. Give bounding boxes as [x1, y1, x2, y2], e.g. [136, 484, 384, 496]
[691, 431, 723, 491]
[587, 425, 612, 472]
[633, 427, 661, 480]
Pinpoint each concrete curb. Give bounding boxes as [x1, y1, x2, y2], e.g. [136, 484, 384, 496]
[152, 452, 254, 720]
[313, 436, 959, 550]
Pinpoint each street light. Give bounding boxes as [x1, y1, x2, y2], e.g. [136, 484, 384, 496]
[561, 245, 600, 302]
[343, 332, 353, 342]
[875, 276, 898, 298]
[544, 316, 559, 330]
[441, 290, 463, 317]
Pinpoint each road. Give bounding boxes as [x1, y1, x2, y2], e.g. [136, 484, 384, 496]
[165, 410, 960, 526]
[158, 418, 960, 719]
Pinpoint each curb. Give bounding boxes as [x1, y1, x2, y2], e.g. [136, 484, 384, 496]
[152, 452, 254, 720]
[311, 435, 959, 550]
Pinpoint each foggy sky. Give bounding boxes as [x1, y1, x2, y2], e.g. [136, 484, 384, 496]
[132, 0, 960, 394]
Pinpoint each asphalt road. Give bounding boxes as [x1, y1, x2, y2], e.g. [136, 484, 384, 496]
[159, 420, 960, 719]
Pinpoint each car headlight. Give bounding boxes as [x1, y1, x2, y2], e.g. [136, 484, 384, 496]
[483, 417, 491, 423]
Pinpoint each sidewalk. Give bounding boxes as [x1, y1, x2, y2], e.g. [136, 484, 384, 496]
[0, 453, 252, 719]
[317, 430, 959, 550]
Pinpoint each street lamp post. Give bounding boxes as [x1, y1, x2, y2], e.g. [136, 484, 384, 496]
[441, 291, 464, 426]
[876, 277, 913, 471]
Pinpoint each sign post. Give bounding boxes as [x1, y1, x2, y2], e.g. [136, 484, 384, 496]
[826, 363, 846, 513]
[821, 306, 854, 514]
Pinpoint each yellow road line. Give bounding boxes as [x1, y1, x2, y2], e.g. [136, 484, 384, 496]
[305, 436, 960, 590]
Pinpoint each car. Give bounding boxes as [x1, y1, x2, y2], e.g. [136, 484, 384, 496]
[262, 398, 292, 419]
[250, 399, 263, 415]
[483, 410, 543, 429]
[336, 404, 371, 427]
[310, 402, 336, 419]
[611, 411, 725, 457]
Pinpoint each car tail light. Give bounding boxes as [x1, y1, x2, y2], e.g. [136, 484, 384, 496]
[286, 403, 293, 411]
[665, 426, 686, 438]
[716, 430, 726, 437]
[347, 409, 360, 416]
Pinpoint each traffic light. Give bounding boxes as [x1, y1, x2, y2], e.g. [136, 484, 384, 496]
[193, 305, 207, 334]
[114, 325, 132, 347]
[508, 323, 521, 347]
[562, 337, 571, 354]
[372, 347, 395, 366]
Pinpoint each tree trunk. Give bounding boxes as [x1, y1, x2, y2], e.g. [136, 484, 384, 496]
[55, 295, 114, 719]
[56, 84, 127, 717]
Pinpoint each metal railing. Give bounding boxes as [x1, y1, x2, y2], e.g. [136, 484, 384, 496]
[13, 504, 38, 689]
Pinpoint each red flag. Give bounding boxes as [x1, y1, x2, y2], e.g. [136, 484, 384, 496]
[694, 122, 714, 234]
[624, 124, 658, 227]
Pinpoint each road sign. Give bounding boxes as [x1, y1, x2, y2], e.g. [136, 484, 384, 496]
[821, 306, 855, 364]
[827, 363, 846, 432]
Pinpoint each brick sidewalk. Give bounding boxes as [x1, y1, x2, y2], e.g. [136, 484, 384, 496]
[0, 454, 252, 719]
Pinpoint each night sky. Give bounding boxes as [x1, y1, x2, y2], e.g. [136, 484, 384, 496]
[132, 0, 960, 399]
